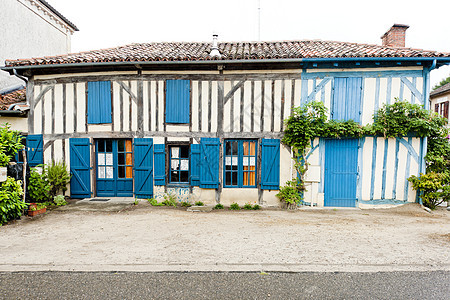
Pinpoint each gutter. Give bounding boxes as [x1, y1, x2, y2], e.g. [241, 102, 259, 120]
[3, 57, 450, 72]
[0, 110, 28, 117]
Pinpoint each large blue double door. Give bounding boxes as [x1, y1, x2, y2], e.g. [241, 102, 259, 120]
[96, 139, 133, 197]
[324, 139, 359, 207]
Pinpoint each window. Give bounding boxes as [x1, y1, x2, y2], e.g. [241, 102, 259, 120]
[224, 140, 257, 188]
[332, 77, 362, 122]
[117, 140, 133, 179]
[165, 79, 190, 123]
[435, 101, 449, 119]
[87, 81, 112, 124]
[169, 145, 189, 183]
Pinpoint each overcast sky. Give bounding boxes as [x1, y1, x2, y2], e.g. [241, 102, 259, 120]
[50, 0, 450, 87]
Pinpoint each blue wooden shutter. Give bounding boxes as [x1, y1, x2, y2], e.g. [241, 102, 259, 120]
[261, 139, 280, 190]
[134, 138, 154, 198]
[190, 144, 200, 186]
[333, 77, 362, 122]
[165, 79, 190, 123]
[87, 81, 112, 124]
[69, 138, 91, 198]
[26, 134, 43, 167]
[200, 138, 220, 188]
[154, 144, 166, 185]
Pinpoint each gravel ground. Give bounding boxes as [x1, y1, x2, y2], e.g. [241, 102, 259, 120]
[0, 202, 449, 272]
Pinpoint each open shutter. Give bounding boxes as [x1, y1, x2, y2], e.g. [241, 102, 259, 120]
[200, 138, 220, 188]
[435, 103, 439, 113]
[154, 144, 166, 185]
[261, 139, 280, 190]
[87, 81, 112, 124]
[134, 138, 154, 198]
[26, 134, 43, 167]
[444, 101, 449, 119]
[165, 79, 190, 123]
[69, 138, 91, 198]
[190, 144, 200, 186]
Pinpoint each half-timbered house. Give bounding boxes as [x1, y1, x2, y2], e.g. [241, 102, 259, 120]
[3, 26, 450, 207]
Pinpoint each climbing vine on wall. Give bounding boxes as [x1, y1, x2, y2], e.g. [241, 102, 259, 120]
[280, 99, 449, 208]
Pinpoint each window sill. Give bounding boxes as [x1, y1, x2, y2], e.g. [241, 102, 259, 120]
[167, 183, 190, 188]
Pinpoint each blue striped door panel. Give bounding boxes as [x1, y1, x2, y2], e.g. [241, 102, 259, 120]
[26, 134, 43, 167]
[200, 138, 220, 188]
[190, 144, 200, 186]
[134, 138, 154, 199]
[324, 139, 358, 207]
[261, 139, 280, 190]
[333, 77, 362, 122]
[87, 81, 112, 124]
[154, 144, 166, 185]
[165, 79, 190, 123]
[69, 138, 91, 198]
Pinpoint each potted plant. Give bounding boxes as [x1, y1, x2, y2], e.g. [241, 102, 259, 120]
[28, 203, 47, 217]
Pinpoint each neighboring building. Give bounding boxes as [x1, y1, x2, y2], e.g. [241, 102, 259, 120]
[3, 25, 450, 207]
[430, 82, 450, 123]
[0, 0, 78, 131]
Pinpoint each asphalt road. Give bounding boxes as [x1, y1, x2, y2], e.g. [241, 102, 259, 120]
[0, 271, 448, 299]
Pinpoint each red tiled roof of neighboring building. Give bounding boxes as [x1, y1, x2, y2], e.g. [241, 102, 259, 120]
[430, 82, 450, 98]
[5, 40, 450, 67]
[0, 89, 26, 110]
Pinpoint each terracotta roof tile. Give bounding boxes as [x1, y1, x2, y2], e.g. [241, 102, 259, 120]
[0, 89, 26, 110]
[5, 40, 450, 67]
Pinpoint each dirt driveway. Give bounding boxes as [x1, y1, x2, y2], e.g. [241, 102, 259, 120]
[0, 202, 449, 272]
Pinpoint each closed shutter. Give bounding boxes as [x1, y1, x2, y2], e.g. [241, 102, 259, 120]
[435, 103, 439, 113]
[87, 81, 112, 124]
[154, 144, 166, 185]
[444, 101, 449, 119]
[165, 79, 190, 123]
[26, 134, 43, 167]
[69, 138, 91, 198]
[333, 77, 362, 122]
[190, 144, 200, 186]
[134, 138, 154, 198]
[261, 139, 280, 190]
[200, 138, 220, 188]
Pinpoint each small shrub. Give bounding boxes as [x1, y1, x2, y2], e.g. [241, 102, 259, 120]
[194, 201, 204, 206]
[408, 172, 450, 209]
[243, 203, 253, 210]
[46, 161, 71, 198]
[0, 123, 23, 167]
[162, 193, 177, 207]
[28, 167, 51, 203]
[53, 195, 67, 206]
[276, 180, 301, 209]
[181, 201, 192, 207]
[0, 177, 25, 225]
[252, 204, 261, 210]
[214, 203, 224, 209]
[229, 202, 240, 210]
[148, 198, 164, 206]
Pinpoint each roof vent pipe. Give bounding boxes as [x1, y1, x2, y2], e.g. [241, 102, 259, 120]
[209, 34, 221, 58]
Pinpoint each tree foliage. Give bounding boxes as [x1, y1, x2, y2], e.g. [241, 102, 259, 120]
[432, 75, 450, 90]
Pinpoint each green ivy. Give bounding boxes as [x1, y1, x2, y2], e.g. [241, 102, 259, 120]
[0, 123, 24, 167]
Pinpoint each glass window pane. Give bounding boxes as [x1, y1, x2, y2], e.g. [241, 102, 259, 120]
[232, 172, 238, 186]
[98, 153, 105, 166]
[118, 140, 125, 152]
[249, 172, 255, 186]
[118, 153, 125, 165]
[125, 140, 132, 152]
[180, 171, 189, 182]
[249, 142, 256, 156]
[118, 166, 125, 178]
[171, 147, 179, 158]
[232, 142, 238, 155]
[105, 153, 113, 165]
[171, 160, 180, 170]
[243, 171, 248, 186]
[106, 140, 113, 152]
[106, 166, 114, 179]
[171, 171, 179, 182]
[126, 153, 132, 166]
[180, 159, 189, 171]
[98, 166, 105, 178]
[126, 166, 133, 178]
[226, 142, 231, 155]
[243, 142, 249, 156]
[180, 145, 189, 158]
[225, 172, 231, 186]
[97, 140, 105, 152]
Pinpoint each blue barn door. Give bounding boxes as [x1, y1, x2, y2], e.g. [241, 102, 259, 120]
[70, 138, 91, 198]
[324, 139, 358, 207]
[96, 139, 133, 197]
[134, 138, 154, 199]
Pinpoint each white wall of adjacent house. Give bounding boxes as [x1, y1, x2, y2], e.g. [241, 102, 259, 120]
[30, 67, 427, 207]
[0, 0, 73, 65]
[430, 94, 450, 126]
